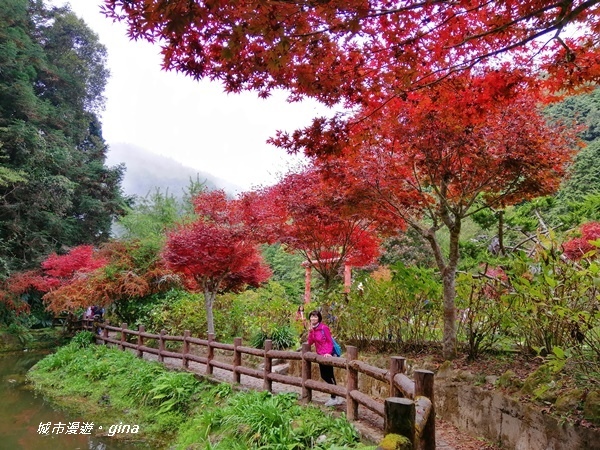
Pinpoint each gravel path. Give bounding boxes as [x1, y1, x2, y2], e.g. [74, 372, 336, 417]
[128, 348, 498, 450]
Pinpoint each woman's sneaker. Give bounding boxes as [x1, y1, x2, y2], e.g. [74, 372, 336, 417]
[325, 397, 344, 406]
[325, 398, 337, 406]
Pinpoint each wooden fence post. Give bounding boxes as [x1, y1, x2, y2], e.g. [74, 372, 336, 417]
[384, 397, 415, 447]
[207, 333, 215, 375]
[137, 325, 145, 358]
[301, 342, 312, 403]
[102, 323, 108, 343]
[233, 337, 242, 384]
[414, 370, 435, 450]
[120, 323, 127, 350]
[346, 345, 359, 421]
[159, 329, 166, 362]
[182, 330, 190, 369]
[390, 356, 406, 397]
[263, 339, 273, 392]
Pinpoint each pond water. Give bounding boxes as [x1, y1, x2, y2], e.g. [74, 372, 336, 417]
[0, 351, 148, 450]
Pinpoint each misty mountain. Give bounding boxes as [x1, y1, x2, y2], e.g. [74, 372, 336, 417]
[106, 143, 241, 198]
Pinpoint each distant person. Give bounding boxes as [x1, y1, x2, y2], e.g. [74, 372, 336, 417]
[91, 305, 104, 335]
[295, 304, 305, 323]
[306, 310, 343, 406]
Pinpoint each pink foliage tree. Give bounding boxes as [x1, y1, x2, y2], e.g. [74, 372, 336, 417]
[163, 191, 271, 335]
[563, 222, 600, 260]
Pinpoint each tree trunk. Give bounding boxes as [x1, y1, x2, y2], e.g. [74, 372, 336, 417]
[441, 226, 461, 360]
[422, 223, 459, 360]
[441, 267, 457, 359]
[204, 289, 216, 335]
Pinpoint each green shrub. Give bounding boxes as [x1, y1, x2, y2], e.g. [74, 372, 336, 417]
[148, 371, 202, 415]
[71, 330, 95, 348]
[337, 263, 442, 350]
[174, 390, 366, 449]
[455, 272, 515, 359]
[250, 324, 298, 350]
[4, 322, 33, 345]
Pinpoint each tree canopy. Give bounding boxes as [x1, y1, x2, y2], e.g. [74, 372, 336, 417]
[0, 0, 126, 275]
[163, 190, 271, 334]
[104, 0, 600, 104]
[293, 70, 579, 357]
[249, 168, 380, 289]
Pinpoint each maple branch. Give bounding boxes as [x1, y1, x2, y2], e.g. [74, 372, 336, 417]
[450, 1, 570, 48]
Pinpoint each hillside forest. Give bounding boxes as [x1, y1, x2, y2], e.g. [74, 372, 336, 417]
[1, 0, 600, 423]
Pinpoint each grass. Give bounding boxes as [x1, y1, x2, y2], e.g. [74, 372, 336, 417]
[28, 332, 377, 449]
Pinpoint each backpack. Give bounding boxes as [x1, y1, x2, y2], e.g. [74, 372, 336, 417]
[332, 338, 342, 357]
[321, 328, 342, 357]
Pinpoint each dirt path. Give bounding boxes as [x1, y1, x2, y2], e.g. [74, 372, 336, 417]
[134, 350, 500, 450]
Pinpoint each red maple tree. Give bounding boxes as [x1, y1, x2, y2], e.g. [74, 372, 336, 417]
[0, 245, 110, 315]
[163, 190, 271, 335]
[40, 245, 109, 288]
[249, 168, 380, 290]
[41, 240, 178, 314]
[101, 2, 587, 357]
[103, 0, 599, 103]
[277, 70, 579, 357]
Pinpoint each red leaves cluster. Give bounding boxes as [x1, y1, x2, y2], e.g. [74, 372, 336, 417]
[0, 245, 110, 314]
[0, 241, 179, 315]
[41, 245, 108, 286]
[563, 222, 600, 260]
[294, 70, 579, 234]
[103, 0, 600, 105]
[245, 168, 380, 286]
[163, 190, 271, 294]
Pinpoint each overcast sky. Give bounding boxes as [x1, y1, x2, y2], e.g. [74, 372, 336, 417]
[52, 1, 331, 192]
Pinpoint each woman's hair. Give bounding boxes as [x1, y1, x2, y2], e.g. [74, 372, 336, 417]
[297, 305, 304, 312]
[308, 310, 322, 322]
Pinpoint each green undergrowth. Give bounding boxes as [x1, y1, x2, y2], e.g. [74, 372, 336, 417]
[28, 331, 376, 449]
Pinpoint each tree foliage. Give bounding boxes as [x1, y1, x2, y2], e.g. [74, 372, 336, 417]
[32, 240, 177, 315]
[248, 168, 380, 290]
[0, 0, 126, 275]
[288, 71, 578, 357]
[104, 0, 600, 103]
[506, 88, 600, 230]
[563, 221, 600, 260]
[163, 190, 271, 335]
[0, 244, 110, 315]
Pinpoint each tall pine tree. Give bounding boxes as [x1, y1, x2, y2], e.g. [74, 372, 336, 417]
[0, 0, 126, 276]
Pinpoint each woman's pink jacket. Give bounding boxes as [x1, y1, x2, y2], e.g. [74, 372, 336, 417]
[307, 322, 334, 356]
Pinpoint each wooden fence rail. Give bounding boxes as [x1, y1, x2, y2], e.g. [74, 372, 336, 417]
[82, 319, 435, 450]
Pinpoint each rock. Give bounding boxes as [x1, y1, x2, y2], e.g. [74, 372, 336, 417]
[496, 369, 520, 390]
[376, 433, 412, 450]
[485, 375, 498, 385]
[272, 363, 289, 375]
[521, 364, 553, 395]
[583, 390, 600, 425]
[555, 388, 584, 413]
[436, 360, 453, 379]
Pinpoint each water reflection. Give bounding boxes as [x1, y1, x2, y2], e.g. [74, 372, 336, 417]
[0, 351, 147, 450]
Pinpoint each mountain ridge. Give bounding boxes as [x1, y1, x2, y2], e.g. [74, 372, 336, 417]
[106, 143, 242, 198]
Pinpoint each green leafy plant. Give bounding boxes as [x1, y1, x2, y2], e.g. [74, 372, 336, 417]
[250, 324, 298, 350]
[4, 322, 33, 345]
[455, 271, 515, 359]
[148, 371, 202, 415]
[176, 390, 365, 449]
[70, 330, 95, 348]
[337, 263, 442, 351]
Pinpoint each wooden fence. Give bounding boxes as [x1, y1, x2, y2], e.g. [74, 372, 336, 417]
[83, 320, 435, 450]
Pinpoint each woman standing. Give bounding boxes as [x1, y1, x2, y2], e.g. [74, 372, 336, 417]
[307, 310, 343, 406]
